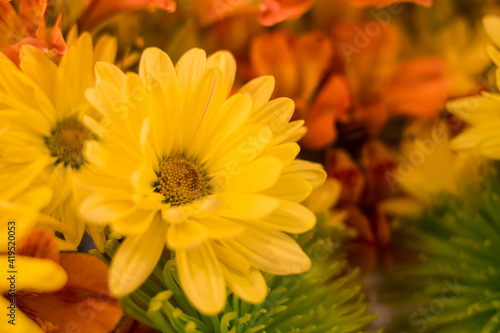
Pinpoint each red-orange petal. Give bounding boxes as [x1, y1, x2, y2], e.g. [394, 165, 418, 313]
[78, 0, 176, 31]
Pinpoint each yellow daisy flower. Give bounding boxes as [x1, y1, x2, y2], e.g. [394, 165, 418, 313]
[447, 15, 500, 158]
[0, 33, 111, 247]
[79, 47, 326, 315]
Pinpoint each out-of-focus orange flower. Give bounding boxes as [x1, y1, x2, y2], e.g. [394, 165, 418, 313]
[385, 58, 451, 118]
[0, 0, 66, 65]
[326, 148, 365, 207]
[193, 0, 313, 26]
[326, 143, 400, 272]
[10, 229, 123, 332]
[251, 31, 350, 149]
[78, 0, 176, 31]
[332, 22, 450, 134]
[345, 0, 432, 8]
[259, 0, 314, 26]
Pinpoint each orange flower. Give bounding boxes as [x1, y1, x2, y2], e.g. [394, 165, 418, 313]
[384, 58, 451, 118]
[4, 229, 122, 332]
[332, 22, 450, 134]
[345, 0, 432, 8]
[193, 0, 312, 26]
[78, 0, 176, 31]
[0, 0, 66, 65]
[326, 143, 399, 272]
[259, 0, 314, 26]
[251, 31, 350, 149]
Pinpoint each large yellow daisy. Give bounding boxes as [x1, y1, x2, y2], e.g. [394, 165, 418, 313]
[0, 33, 114, 248]
[79, 47, 326, 314]
[447, 15, 500, 158]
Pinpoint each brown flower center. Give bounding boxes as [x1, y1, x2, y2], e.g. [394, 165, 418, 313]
[45, 118, 96, 169]
[156, 155, 208, 206]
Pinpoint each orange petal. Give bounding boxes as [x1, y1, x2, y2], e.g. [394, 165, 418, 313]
[49, 14, 67, 54]
[385, 58, 451, 118]
[326, 148, 365, 206]
[0, 1, 25, 51]
[360, 140, 397, 201]
[375, 205, 391, 246]
[59, 253, 110, 293]
[346, 206, 374, 243]
[193, 0, 260, 25]
[301, 110, 337, 149]
[16, 228, 60, 263]
[259, 0, 314, 26]
[295, 32, 333, 103]
[250, 31, 298, 98]
[20, 0, 46, 36]
[346, 0, 432, 8]
[17, 252, 122, 333]
[301, 75, 350, 149]
[17, 290, 123, 333]
[79, 0, 176, 31]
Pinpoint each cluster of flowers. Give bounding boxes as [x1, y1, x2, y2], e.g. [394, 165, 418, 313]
[1, 0, 500, 332]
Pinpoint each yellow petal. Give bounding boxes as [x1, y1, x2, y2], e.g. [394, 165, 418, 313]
[206, 51, 236, 98]
[446, 95, 500, 125]
[216, 194, 280, 220]
[109, 214, 167, 297]
[140, 48, 182, 157]
[20, 45, 58, 103]
[237, 76, 275, 109]
[259, 142, 300, 166]
[224, 156, 282, 193]
[223, 266, 267, 304]
[283, 160, 327, 189]
[0, 256, 67, 292]
[56, 33, 93, 120]
[197, 216, 244, 239]
[260, 176, 312, 202]
[248, 97, 294, 135]
[182, 67, 226, 155]
[176, 241, 226, 315]
[450, 124, 499, 152]
[0, 296, 43, 333]
[483, 15, 500, 49]
[224, 226, 311, 275]
[175, 48, 206, 95]
[114, 207, 157, 235]
[270, 120, 307, 145]
[167, 221, 207, 249]
[211, 241, 251, 274]
[257, 200, 316, 234]
[200, 93, 252, 162]
[80, 192, 133, 224]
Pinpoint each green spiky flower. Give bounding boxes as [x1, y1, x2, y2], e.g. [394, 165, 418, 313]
[107, 221, 378, 333]
[381, 165, 500, 333]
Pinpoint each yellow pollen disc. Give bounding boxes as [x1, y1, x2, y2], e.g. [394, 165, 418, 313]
[45, 118, 96, 169]
[157, 155, 208, 206]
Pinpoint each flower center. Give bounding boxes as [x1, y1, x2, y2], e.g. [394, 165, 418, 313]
[45, 118, 96, 169]
[156, 155, 209, 206]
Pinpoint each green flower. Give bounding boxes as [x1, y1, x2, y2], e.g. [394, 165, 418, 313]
[114, 225, 377, 333]
[380, 165, 500, 333]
